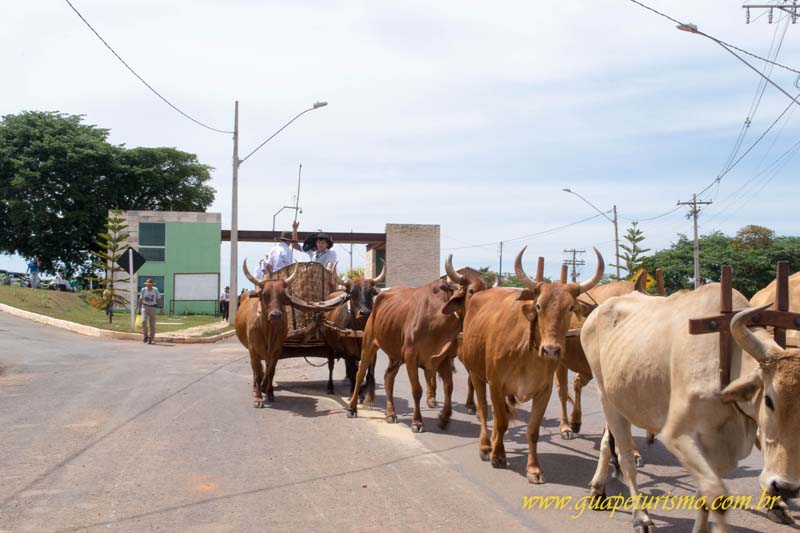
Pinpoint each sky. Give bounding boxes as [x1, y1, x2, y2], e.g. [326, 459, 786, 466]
[2, 0, 799, 288]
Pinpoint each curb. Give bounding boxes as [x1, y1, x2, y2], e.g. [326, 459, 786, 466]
[0, 303, 236, 344]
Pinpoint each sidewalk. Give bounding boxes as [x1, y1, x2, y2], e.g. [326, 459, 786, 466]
[0, 303, 235, 344]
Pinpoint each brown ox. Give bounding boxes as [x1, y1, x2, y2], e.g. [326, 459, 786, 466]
[582, 286, 800, 532]
[346, 262, 492, 432]
[460, 247, 603, 483]
[322, 267, 386, 400]
[751, 271, 800, 347]
[236, 260, 348, 408]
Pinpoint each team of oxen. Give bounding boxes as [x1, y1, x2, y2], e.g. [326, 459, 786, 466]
[235, 252, 800, 533]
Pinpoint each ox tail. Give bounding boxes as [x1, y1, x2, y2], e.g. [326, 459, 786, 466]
[646, 431, 657, 446]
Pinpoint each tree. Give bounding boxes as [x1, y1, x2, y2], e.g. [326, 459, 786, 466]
[733, 224, 775, 251]
[86, 211, 130, 323]
[641, 227, 800, 298]
[0, 111, 216, 276]
[613, 221, 650, 278]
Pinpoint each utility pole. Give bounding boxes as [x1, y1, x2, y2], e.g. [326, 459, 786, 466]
[743, 3, 799, 24]
[612, 205, 620, 279]
[677, 194, 713, 289]
[228, 101, 240, 326]
[498, 241, 503, 284]
[563, 249, 586, 283]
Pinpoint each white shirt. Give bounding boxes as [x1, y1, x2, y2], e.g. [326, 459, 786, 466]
[139, 287, 161, 308]
[308, 247, 338, 268]
[220, 290, 230, 302]
[267, 242, 294, 273]
[255, 260, 267, 280]
[54, 273, 64, 285]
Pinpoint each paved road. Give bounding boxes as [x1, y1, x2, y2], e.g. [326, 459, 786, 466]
[0, 312, 795, 532]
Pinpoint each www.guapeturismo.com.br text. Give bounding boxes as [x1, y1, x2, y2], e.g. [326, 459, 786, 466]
[522, 489, 781, 519]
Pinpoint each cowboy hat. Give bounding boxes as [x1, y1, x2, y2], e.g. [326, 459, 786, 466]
[302, 231, 334, 252]
[278, 231, 292, 242]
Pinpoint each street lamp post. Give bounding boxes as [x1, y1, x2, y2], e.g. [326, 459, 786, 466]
[562, 188, 620, 279]
[272, 205, 301, 234]
[676, 22, 800, 108]
[228, 101, 328, 326]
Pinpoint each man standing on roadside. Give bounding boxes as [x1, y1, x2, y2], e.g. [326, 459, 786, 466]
[138, 279, 162, 344]
[26, 257, 40, 289]
[220, 286, 231, 321]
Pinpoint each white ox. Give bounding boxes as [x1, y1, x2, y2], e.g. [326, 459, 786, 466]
[581, 284, 800, 532]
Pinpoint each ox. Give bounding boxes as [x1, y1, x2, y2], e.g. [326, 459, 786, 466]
[555, 273, 648, 440]
[460, 246, 603, 483]
[236, 260, 348, 408]
[322, 267, 386, 400]
[346, 262, 492, 432]
[751, 270, 800, 347]
[582, 285, 800, 532]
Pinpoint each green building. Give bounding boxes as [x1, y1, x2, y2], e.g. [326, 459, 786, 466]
[114, 210, 221, 315]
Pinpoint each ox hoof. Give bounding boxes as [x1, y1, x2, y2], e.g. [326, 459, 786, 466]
[479, 450, 490, 462]
[589, 491, 607, 511]
[527, 472, 546, 484]
[490, 456, 507, 469]
[465, 406, 476, 416]
[635, 455, 645, 468]
[560, 429, 575, 440]
[570, 422, 582, 434]
[633, 519, 656, 533]
[385, 414, 397, 424]
[427, 399, 438, 408]
[346, 409, 358, 418]
[437, 415, 450, 431]
[767, 506, 794, 525]
[327, 387, 335, 395]
[253, 399, 264, 408]
[411, 424, 424, 433]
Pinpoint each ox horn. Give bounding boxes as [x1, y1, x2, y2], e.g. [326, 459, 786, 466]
[492, 273, 500, 288]
[445, 254, 464, 284]
[731, 303, 778, 363]
[243, 259, 264, 288]
[373, 264, 386, 284]
[514, 246, 538, 292]
[284, 262, 300, 286]
[288, 292, 350, 313]
[577, 247, 604, 294]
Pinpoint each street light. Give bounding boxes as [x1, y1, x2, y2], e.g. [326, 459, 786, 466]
[562, 188, 620, 279]
[675, 23, 800, 108]
[272, 205, 302, 234]
[228, 101, 328, 325]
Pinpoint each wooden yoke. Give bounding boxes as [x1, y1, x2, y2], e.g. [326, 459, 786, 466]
[689, 261, 800, 389]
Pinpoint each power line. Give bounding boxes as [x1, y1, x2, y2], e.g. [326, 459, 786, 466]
[627, 0, 800, 75]
[63, 0, 232, 135]
[618, 205, 683, 222]
[442, 213, 604, 251]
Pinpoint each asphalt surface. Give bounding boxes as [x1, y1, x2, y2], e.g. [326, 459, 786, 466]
[0, 312, 796, 532]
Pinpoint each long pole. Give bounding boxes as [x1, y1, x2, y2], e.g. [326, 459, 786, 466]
[612, 205, 620, 279]
[677, 194, 713, 289]
[692, 194, 700, 288]
[498, 241, 503, 284]
[129, 248, 135, 331]
[228, 101, 240, 326]
[294, 164, 302, 225]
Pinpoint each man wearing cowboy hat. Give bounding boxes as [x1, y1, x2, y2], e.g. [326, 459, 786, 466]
[292, 221, 338, 268]
[138, 278, 162, 344]
[266, 230, 296, 274]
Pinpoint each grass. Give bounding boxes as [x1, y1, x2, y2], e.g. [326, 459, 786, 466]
[200, 325, 235, 337]
[0, 285, 221, 334]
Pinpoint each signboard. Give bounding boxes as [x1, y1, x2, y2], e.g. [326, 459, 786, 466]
[117, 247, 147, 274]
[631, 268, 655, 289]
